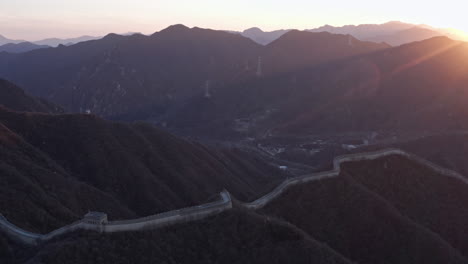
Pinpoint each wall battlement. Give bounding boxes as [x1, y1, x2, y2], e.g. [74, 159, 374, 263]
[1, 149, 467, 245]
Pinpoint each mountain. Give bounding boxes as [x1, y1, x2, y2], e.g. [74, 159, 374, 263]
[194, 36, 468, 139]
[3, 145, 468, 263]
[308, 21, 415, 41]
[0, 25, 263, 119]
[0, 34, 25, 46]
[361, 133, 468, 177]
[2, 26, 465, 143]
[0, 81, 351, 264]
[308, 21, 459, 46]
[237, 21, 449, 47]
[1, 83, 468, 263]
[262, 154, 468, 263]
[0, 34, 99, 48]
[241, 27, 291, 45]
[364, 26, 443, 46]
[33, 35, 101, 47]
[269, 36, 468, 134]
[2, 209, 353, 264]
[0, 105, 286, 233]
[0, 25, 389, 134]
[0, 79, 62, 113]
[262, 30, 390, 74]
[0, 42, 49, 53]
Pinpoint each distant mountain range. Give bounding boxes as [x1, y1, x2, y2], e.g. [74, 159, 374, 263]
[0, 34, 100, 48]
[33, 35, 101, 47]
[0, 25, 388, 137]
[241, 27, 291, 45]
[237, 21, 465, 46]
[0, 42, 50, 53]
[1, 21, 463, 51]
[0, 34, 25, 46]
[3, 24, 468, 141]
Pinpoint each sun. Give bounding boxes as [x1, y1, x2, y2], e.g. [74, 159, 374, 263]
[444, 28, 468, 41]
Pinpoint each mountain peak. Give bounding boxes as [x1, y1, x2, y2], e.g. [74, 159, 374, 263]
[384, 21, 407, 25]
[163, 24, 190, 32]
[102, 33, 123, 40]
[272, 29, 331, 42]
[243, 27, 264, 34]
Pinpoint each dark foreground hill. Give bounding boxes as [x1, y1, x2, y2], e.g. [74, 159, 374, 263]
[262, 154, 468, 263]
[1, 209, 353, 264]
[0, 107, 285, 234]
[3, 151, 468, 263]
[342, 155, 468, 258]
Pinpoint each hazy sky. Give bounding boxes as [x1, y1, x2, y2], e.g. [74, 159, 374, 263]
[1, 0, 466, 40]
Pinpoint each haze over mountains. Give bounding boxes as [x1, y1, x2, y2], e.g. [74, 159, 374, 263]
[0, 34, 100, 47]
[2, 24, 468, 142]
[0, 25, 388, 134]
[239, 21, 463, 46]
[0, 20, 462, 54]
[0, 42, 50, 54]
[0, 35, 26, 46]
[33, 36, 101, 47]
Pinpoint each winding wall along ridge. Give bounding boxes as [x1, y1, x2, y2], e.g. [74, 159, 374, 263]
[2, 148, 467, 245]
[243, 148, 468, 209]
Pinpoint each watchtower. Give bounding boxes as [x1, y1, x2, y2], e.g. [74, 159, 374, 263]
[83, 212, 108, 225]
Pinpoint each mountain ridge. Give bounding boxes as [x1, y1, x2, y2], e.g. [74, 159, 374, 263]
[0, 25, 388, 125]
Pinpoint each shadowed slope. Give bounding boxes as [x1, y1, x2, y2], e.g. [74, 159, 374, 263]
[263, 30, 390, 74]
[0, 107, 285, 233]
[342, 155, 468, 257]
[0, 120, 135, 233]
[262, 154, 468, 264]
[0, 79, 62, 113]
[1, 209, 354, 264]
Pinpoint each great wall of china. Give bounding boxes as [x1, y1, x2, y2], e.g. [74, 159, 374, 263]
[2, 148, 468, 245]
[0, 191, 232, 245]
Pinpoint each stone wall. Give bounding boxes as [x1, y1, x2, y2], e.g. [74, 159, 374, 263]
[103, 191, 232, 233]
[0, 214, 41, 245]
[0, 191, 232, 245]
[243, 148, 468, 209]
